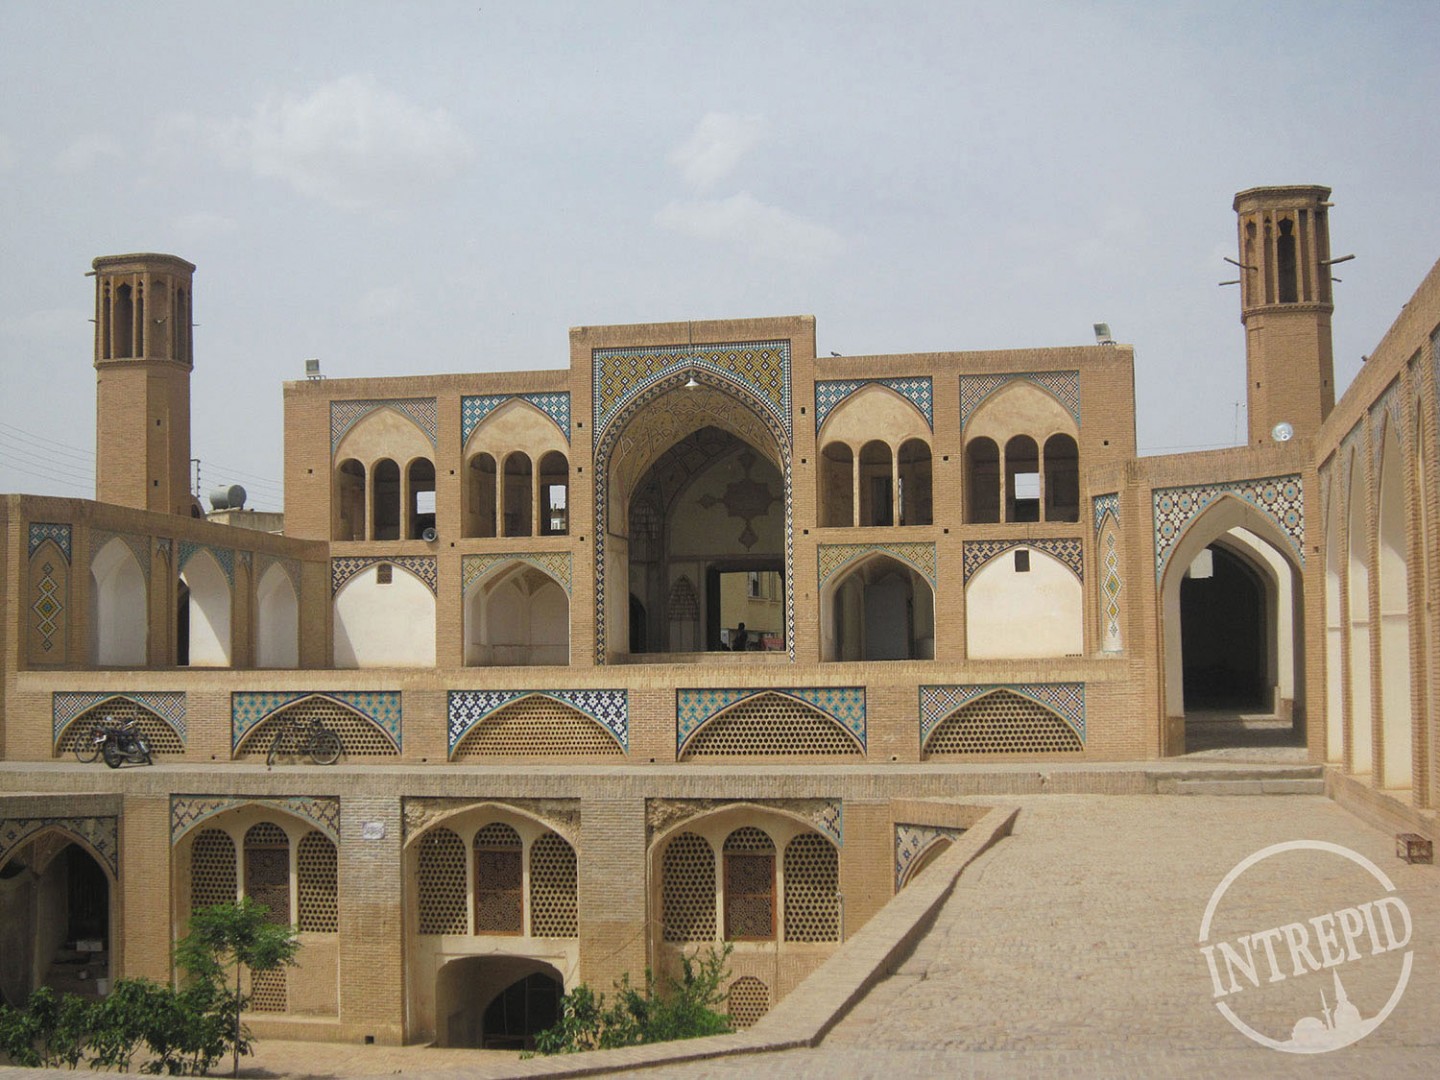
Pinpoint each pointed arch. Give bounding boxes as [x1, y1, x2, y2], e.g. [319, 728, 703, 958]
[1324, 465, 1345, 762]
[966, 546, 1083, 659]
[54, 695, 185, 758]
[181, 547, 232, 667]
[820, 551, 935, 662]
[451, 694, 624, 758]
[232, 693, 400, 759]
[463, 560, 570, 667]
[1347, 451, 1374, 774]
[333, 563, 436, 668]
[923, 687, 1083, 756]
[90, 535, 147, 666]
[255, 562, 299, 669]
[679, 691, 864, 759]
[1377, 423, 1412, 788]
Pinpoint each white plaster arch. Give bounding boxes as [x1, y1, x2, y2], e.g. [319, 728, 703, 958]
[1377, 424, 1412, 788]
[333, 564, 436, 668]
[965, 548, 1083, 659]
[90, 536, 147, 666]
[255, 563, 299, 669]
[817, 383, 930, 451]
[181, 549, 232, 667]
[463, 562, 570, 667]
[1346, 453, 1373, 774]
[964, 379, 1078, 447]
[463, 398, 568, 461]
[1324, 467, 1345, 762]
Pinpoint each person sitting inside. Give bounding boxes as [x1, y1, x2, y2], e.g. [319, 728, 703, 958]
[732, 622, 749, 652]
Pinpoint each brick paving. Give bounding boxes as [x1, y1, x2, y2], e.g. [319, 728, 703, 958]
[4, 793, 1434, 1079]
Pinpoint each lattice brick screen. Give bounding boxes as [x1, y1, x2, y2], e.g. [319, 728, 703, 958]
[727, 976, 770, 1029]
[662, 833, 715, 943]
[924, 689, 1082, 755]
[297, 830, 338, 933]
[417, 828, 467, 935]
[783, 833, 840, 942]
[452, 695, 622, 758]
[190, 829, 236, 912]
[529, 832, 578, 938]
[682, 693, 861, 758]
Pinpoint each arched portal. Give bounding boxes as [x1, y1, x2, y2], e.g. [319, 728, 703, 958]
[90, 537, 147, 666]
[821, 553, 934, 661]
[435, 959, 562, 1049]
[463, 563, 569, 667]
[0, 835, 112, 1007]
[1160, 497, 1305, 755]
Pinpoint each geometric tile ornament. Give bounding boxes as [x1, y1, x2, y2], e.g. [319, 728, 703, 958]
[179, 541, 235, 587]
[1092, 492, 1120, 534]
[676, 687, 866, 752]
[894, 823, 965, 890]
[592, 340, 791, 446]
[330, 398, 438, 452]
[961, 538, 1083, 583]
[919, 682, 1085, 745]
[462, 392, 571, 444]
[32, 559, 64, 654]
[53, 691, 187, 743]
[331, 556, 438, 595]
[90, 529, 150, 582]
[0, 817, 119, 877]
[817, 543, 937, 591]
[170, 795, 341, 845]
[814, 377, 933, 432]
[28, 523, 72, 561]
[592, 350, 795, 665]
[1151, 474, 1304, 580]
[448, 689, 628, 752]
[1097, 515, 1123, 653]
[461, 552, 573, 596]
[232, 691, 402, 750]
[959, 371, 1081, 430]
[256, 553, 302, 594]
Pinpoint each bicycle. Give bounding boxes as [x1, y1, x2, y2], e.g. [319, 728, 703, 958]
[73, 718, 104, 763]
[265, 716, 342, 766]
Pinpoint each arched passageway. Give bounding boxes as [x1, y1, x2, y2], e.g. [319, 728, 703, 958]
[435, 959, 562, 1049]
[821, 554, 935, 662]
[0, 838, 111, 1007]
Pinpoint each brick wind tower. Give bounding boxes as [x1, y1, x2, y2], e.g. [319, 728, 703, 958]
[1233, 186, 1340, 447]
[92, 253, 197, 515]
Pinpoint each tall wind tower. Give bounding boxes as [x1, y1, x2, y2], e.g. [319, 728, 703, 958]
[92, 253, 197, 516]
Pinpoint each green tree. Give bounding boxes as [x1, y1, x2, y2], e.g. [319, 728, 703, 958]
[175, 898, 299, 1078]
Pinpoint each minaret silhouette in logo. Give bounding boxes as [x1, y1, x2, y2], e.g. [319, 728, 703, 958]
[1330, 969, 1362, 1034]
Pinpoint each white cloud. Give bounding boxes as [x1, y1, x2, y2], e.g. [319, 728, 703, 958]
[668, 112, 766, 191]
[54, 133, 122, 173]
[656, 192, 843, 263]
[209, 76, 473, 211]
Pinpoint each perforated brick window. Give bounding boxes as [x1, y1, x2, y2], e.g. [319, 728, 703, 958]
[452, 695, 623, 758]
[376, 562, 393, 584]
[56, 700, 184, 758]
[233, 697, 398, 760]
[924, 689, 1082, 755]
[723, 828, 775, 941]
[529, 832, 577, 938]
[662, 832, 715, 943]
[474, 823, 523, 935]
[783, 833, 840, 942]
[727, 976, 770, 1029]
[244, 823, 290, 925]
[681, 693, 862, 759]
[249, 967, 287, 1013]
[190, 829, 236, 911]
[417, 828, 467, 935]
[296, 831, 338, 933]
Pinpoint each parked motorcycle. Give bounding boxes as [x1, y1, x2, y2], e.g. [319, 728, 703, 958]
[81, 716, 153, 768]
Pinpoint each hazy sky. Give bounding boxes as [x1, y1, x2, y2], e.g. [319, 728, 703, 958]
[2, 1, 1437, 510]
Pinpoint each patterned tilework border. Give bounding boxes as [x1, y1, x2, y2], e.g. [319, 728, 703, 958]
[813, 801, 843, 847]
[675, 688, 867, 752]
[330, 398, 438, 452]
[814, 377, 933, 432]
[462, 552, 573, 595]
[592, 362, 795, 665]
[961, 538, 1084, 583]
[894, 824, 965, 889]
[462, 392, 571, 444]
[959, 371, 1081, 430]
[256, 553, 302, 594]
[179, 541, 235, 587]
[448, 690, 628, 752]
[232, 691, 401, 750]
[920, 683, 1085, 745]
[1092, 493, 1120, 534]
[171, 796, 340, 845]
[1152, 474, 1304, 580]
[53, 691, 187, 742]
[32, 556, 65, 656]
[817, 543, 937, 591]
[592, 340, 792, 445]
[331, 555, 438, 595]
[28, 523, 72, 561]
[1, 817, 119, 877]
[90, 530, 150, 582]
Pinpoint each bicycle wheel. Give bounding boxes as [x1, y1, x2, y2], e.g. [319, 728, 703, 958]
[73, 721, 102, 763]
[266, 725, 290, 768]
[309, 728, 341, 766]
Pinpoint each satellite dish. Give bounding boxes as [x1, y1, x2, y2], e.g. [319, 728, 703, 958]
[1271, 421, 1294, 443]
[208, 484, 247, 511]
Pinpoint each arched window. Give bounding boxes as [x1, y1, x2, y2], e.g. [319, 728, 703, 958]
[661, 833, 715, 942]
[503, 453, 533, 537]
[897, 439, 932, 526]
[114, 283, 134, 358]
[474, 823, 523, 934]
[858, 441, 893, 526]
[539, 451, 569, 535]
[1377, 428, 1411, 789]
[1043, 434, 1079, 522]
[372, 459, 401, 540]
[965, 437, 1000, 523]
[408, 458, 436, 539]
[255, 564, 299, 669]
[819, 443, 854, 527]
[417, 828, 467, 934]
[335, 459, 366, 540]
[244, 822, 291, 925]
[783, 834, 839, 942]
[190, 829, 236, 911]
[1004, 435, 1039, 523]
[296, 831, 338, 933]
[90, 537, 147, 666]
[466, 453, 498, 538]
[529, 833, 577, 937]
[722, 827, 775, 941]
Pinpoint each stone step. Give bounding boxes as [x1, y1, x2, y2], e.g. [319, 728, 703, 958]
[1173, 777, 1325, 796]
